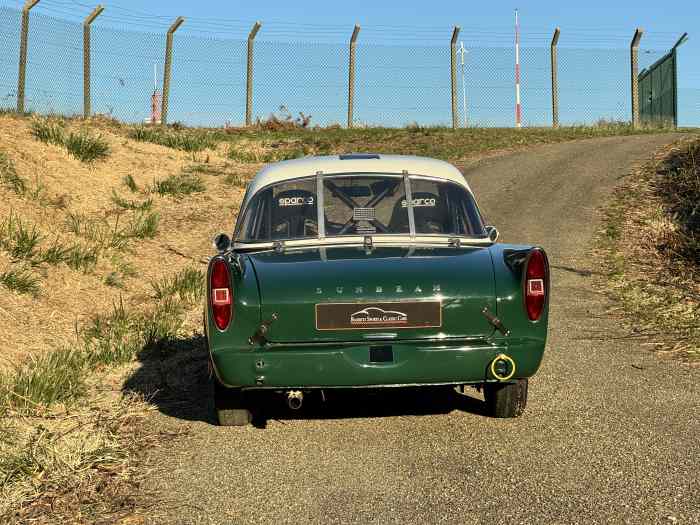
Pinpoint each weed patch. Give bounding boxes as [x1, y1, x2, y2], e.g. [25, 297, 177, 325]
[0, 152, 26, 195]
[123, 174, 139, 192]
[183, 162, 227, 176]
[111, 190, 153, 211]
[0, 267, 40, 296]
[1, 348, 86, 413]
[63, 132, 110, 162]
[151, 267, 204, 305]
[0, 213, 41, 262]
[227, 140, 306, 163]
[31, 119, 109, 162]
[129, 126, 217, 152]
[150, 172, 205, 198]
[67, 210, 159, 249]
[224, 173, 247, 187]
[30, 119, 66, 146]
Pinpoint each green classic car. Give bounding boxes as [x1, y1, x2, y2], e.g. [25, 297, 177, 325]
[206, 153, 549, 425]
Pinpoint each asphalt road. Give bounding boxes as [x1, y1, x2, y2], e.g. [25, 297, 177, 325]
[144, 135, 699, 524]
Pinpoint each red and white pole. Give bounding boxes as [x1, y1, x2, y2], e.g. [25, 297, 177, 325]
[515, 8, 522, 128]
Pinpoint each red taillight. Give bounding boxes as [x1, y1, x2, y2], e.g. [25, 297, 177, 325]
[211, 258, 232, 330]
[524, 249, 548, 321]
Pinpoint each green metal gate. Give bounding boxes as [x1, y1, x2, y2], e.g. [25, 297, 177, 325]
[638, 33, 688, 128]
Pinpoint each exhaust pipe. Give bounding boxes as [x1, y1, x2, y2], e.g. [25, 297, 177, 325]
[286, 390, 303, 410]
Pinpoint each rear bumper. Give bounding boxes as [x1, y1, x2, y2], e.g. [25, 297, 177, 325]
[211, 338, 546, 389]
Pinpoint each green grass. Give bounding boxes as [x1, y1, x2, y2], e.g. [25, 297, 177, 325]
[0, 214, 99, 272]
[63, 132, 110, 162]
[66, 210, 159, 249]
[0, 213, 41, 261]
[150, 172, 205, 198]
[124, 210, 160, 239]
[223, 173, 247, 187]
[82, 296, 185, 366]
[0, 152, 26, 195]
[214, 122, 684, 163]
[182, 163, 228, 176]
[0, 267, 40, 296]
[128, 126, 217, 152]
[104, 271, 124, 289]
[64, 244, 100, 272]
[35, 241, 98, 273]
[111, 191, 153, 211]
[227, 141, 306, 163]
[65, 212, 127, 250]
[151, 267, 204, 305]
[123, 174, 139, 193]
[30, 119, 109, 162]
[30, 119, 66, 146]
[0, 348, 86, 412]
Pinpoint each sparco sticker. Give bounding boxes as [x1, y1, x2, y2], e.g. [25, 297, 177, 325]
[401, 197, 436, 208]
[279, 196, 314, 207]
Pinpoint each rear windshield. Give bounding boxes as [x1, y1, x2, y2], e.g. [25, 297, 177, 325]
[235, 174, 485, 242]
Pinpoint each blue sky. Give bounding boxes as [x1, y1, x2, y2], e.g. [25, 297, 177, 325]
[1, 0, 698, 126]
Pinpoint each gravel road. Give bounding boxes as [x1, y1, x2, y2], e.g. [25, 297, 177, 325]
[144, 134, 699, 524]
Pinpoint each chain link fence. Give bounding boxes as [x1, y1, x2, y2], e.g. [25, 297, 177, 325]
[1, 5, 697, 128]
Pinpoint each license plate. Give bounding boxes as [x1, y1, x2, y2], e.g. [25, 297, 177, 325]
[315, 301, 442, 331]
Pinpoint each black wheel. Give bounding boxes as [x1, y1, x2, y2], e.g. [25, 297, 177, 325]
[483, 379, 528, 418]
[212, 375, 252, 426]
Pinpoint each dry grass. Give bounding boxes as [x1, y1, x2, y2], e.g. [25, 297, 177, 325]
[598, 137, 700, 362]
[0, 387, 167, 523]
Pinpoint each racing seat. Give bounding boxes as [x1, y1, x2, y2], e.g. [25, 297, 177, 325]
[388, 192, 449, 234]
[271, 189, 318, 239]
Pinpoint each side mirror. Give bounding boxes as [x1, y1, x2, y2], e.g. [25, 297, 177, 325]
[485, 226, 499, 243]
[213, 233, 231, 253]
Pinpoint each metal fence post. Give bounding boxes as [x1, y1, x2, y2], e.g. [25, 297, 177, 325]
[630, 28, 644, 128]
[16, 0, 40, 114]
[550, 28, 560, 128]
[83, 5, 104, 119]
[347, 24, 360, 128]
[671, 32, 688, 128]
[450, 26, 461, 130]
[245, 21, 262, 127]
[161, 16, 184, 125]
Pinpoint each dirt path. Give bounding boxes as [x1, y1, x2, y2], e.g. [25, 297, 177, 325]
[142, 134, 699, 524]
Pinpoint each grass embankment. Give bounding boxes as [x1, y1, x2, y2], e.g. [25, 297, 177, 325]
[599, 138, 700, 361]
[0, 111, 685, 519]
[124, 119, 675, 163]
[0, 268, 203, 521]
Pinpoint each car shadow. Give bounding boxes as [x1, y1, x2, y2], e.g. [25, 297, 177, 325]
[122, 333, 488, 429]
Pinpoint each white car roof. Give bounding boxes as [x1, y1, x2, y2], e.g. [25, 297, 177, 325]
[244, 154, 472, 205]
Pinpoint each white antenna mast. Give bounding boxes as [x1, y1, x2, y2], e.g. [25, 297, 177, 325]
[153, 63, 157, 92]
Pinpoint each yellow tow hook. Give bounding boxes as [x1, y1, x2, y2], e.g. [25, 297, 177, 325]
[490, 354, 516, 381]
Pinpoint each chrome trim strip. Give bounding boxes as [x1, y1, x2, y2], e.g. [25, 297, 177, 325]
[233, 235, 493, 252]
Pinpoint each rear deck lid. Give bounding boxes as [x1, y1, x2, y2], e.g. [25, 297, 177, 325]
[247, 245, 496, 343]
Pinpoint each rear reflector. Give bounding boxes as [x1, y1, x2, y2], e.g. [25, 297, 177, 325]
[211, 258, 232, 330]
[524, 249, 548, 321]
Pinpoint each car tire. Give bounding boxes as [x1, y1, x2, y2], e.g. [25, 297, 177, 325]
[212, 376, 252, 427]
[483, 379, 528, 418]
